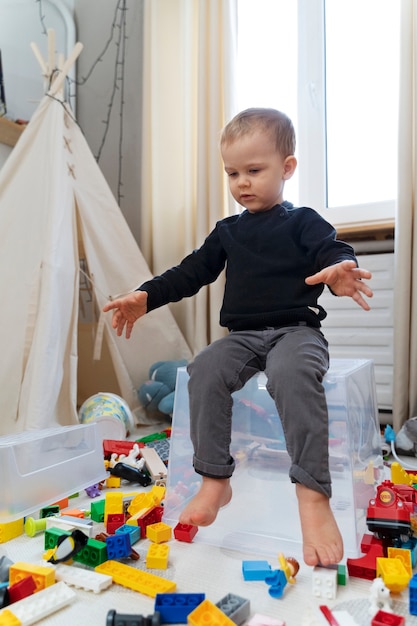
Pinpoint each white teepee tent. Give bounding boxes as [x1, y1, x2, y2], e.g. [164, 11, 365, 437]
[0, 37, 192, 435]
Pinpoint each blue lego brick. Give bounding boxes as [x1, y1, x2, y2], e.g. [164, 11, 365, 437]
[106, 533, 132, 559]
[115, 523, 141, 544]
[155, 592, 205, 623]
[216, 593, 250, 625]
[242, 560, 272, 581]
[409, 573, 417, 615]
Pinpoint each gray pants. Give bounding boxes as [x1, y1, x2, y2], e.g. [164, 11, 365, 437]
[187, 324, 332, 498]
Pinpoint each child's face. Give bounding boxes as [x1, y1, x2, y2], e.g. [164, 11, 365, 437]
[221, 130, 296, 213]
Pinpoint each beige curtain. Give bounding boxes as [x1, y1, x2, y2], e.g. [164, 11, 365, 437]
[393, 0, 417, 431]
[140, 0, 237, 355]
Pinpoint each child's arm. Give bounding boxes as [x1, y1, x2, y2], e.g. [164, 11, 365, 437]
[102, 290, 148, 339]
[305, 259, 373, 311]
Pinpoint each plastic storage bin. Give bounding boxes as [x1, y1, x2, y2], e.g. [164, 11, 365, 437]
[0, 423, 107, 522]
[163, 359, 384, 559]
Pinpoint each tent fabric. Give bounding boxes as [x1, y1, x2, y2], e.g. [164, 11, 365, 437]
[0, 94, 192, 435]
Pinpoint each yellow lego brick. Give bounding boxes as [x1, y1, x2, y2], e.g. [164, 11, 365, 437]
[95, 560, 176, 597]
[387, 547, 413, 578]
[106, 475, 121, 488]
[149, 484, 166, 505]
[146, 522, 172, 543]
[390, 461, 416, 485]
[188, 599, 235, 626]
[10, 562, 55, 592]
[0, 609, 21, 625]
[0, 518, 24, 543]
[146, 543, 169, 569]
[376, 556, 411, 594]
[104, 492, 124, 521]
[128, 493, 155, 516]
[126, 507, 151, 526]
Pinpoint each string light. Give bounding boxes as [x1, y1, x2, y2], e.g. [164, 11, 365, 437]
[35, 0, 128, 205]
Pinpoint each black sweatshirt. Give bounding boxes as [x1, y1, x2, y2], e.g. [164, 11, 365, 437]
[139, 202, 357, 331]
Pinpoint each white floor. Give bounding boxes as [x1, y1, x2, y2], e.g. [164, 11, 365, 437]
[1, 421, 417, 626]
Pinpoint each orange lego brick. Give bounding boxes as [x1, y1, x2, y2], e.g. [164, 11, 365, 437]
[9, 562, 55, 592]
[188, 599, 235, 626]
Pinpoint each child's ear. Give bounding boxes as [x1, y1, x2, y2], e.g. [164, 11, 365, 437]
[283, 155, 297, 180]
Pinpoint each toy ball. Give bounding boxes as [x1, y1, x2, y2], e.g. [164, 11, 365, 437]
[78, 392, 134, 440]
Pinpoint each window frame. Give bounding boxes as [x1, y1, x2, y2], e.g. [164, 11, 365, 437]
[296, 0, 396, 230]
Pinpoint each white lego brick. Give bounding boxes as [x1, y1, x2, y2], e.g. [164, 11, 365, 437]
[332, 611, 360, 626]
[54, 563, 113, 593]
[247, 614, 286, 626]
[0, 581, 76, 625]
[312, 566, 338, 600]
[45, 515, 94, 536]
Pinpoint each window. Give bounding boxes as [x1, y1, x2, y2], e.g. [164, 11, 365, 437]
[237, 0, 400, 229]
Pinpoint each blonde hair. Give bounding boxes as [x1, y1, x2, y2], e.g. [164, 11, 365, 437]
[221, 108, 296, 157]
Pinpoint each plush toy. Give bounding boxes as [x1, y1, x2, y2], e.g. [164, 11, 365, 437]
[137, 359, 188, 417]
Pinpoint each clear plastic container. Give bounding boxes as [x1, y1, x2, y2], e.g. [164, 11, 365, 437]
[164, 359, 384, 559]
[0, 423, 106, 521]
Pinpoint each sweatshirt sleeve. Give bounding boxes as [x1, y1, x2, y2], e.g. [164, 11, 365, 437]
[138, 226, 227, 312]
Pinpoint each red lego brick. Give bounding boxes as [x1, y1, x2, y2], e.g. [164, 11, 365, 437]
[173, 522, 198, 542]
[371, 610, 405, 625]
[347, 542, 384, 580]
[8, 575, 36, 603]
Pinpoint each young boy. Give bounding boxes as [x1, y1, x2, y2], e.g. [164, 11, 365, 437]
[103, 108, 373, 567]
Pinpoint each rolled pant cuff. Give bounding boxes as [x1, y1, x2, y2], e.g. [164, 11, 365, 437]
[193, 455, 235, 479]
[290, 464, 332, 499]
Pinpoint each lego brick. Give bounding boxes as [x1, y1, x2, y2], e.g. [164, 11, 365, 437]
[242, 560, 272, 581]
[45, 515, 93, 537]
[106, 609, 162, 626]
[54, 563, 113, 593]
[409, 572, 417, 615]
[146, 522, 172, 543]
[371, 611, 405, 626]
[106, 533, 132, 559]
[216, 593, 250, 625]
[0, 609, 21, 625]
[0, 518, 24, 543]
[246, 615, 286, 626]
[7, 576, 36, 603]
[90, 499, 105, 523]
[0, 580, 76, 625]
[95, 560, 176, 597]
[187, 599, 235, 626]
[73, 537, 108, 567]
[154, 592, 205, 623]
[140, 447, 167, 484]
[44, 527, 70, 550]
[116, 524, 141, 544]
[146, 544, 170, 569]
[312, 566, 338, 600]
[9, 562, 55, 592]
[376, 557, 411, 594]
[173, 522, 198, 542]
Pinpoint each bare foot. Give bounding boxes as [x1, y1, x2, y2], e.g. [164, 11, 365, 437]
[296, 483, 344, 567]
[179, 477, 232, 526]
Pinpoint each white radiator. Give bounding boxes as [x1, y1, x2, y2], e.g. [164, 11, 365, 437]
[319, 252, 394, 410]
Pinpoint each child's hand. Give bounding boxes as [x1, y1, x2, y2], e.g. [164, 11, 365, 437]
[102, 291, 148, 338]
[305, 260, 373, 311]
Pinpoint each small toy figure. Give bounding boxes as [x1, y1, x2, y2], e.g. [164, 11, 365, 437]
[369, 577, 393, 616]
[48, 529, 89, 564]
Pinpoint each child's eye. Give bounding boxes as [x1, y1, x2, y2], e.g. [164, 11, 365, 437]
[228, 172, 238, 177]
[249, 169, 260, 174]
